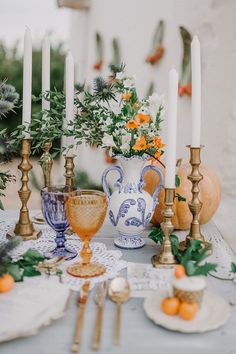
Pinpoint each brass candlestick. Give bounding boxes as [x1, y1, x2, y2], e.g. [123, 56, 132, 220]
[7, 138, 41, 240]
[40, 142, 53, 187]
[152, 188, 177, 267]
[181, 145, 211, 250]
[64, 155, 75, 188]
[33, 142, 53, 225]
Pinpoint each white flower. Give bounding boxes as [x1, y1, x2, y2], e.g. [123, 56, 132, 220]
[120, 134, 131, 153]
[110, 100, 122, 116]
[148, 92, 165, 106]
[138, 106, 150, 115]
[123, 75, 136, 89]
[104, 117, 113, 126]
[147, 93, 166, 123]
[116, 71, 125, 80]
[102, 133, 116, 148]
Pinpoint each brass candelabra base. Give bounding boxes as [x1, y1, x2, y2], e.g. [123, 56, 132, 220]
[7, 138, 41, 241]
[40, 141, 53, 188]
[33, 142, 54, 225]
[64, 154, 75, 188]
[151, 188, 177, 268]
[180, 145, 211, 251]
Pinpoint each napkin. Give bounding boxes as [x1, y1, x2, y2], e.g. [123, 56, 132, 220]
[0, 277, 71, 342]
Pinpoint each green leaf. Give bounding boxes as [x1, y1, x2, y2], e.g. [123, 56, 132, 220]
[149, 226, 164, 244]
[231, 262, 236, 273]
[0, 199, 4, 210]
[170, 234, 180, 256]
[175, 175, 180, 187]
[6, 264, 24, 282]
[175, 193, 186, 202]
[185, 260, 197, 276]
[188, 239, 203, 252]
[22, 249, 45, 264]
[23, 266, 41, 277]
[192, 262, 217, 276]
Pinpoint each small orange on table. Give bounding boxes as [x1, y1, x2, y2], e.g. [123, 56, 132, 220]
[161, 297, 180, 316]
[174, 264, 186, 279]
[0, 274, 15, 293]
[179, 301, 199, 321]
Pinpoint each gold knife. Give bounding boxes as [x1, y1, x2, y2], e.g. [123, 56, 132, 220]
[91, 281, 108, 351]
[71, 281, 90, 353]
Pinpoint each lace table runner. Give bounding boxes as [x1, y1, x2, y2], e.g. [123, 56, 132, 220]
[0, 222, 127, 291]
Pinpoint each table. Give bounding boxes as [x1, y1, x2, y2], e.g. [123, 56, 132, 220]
[1, 210, 236, 354]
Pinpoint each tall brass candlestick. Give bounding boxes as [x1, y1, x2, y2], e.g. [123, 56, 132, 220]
[40, 142, 53, 187]
[182, 146, 211, 249]
[152, 188, 177, 267]
[7, 138, 41, 240]
[64, 155, 75, 188]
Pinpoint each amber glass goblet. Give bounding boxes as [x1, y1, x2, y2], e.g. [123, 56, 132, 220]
[66, 189, 107, 278]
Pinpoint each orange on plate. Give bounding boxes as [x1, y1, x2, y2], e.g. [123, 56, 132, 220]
[174, 264, 186, 279]
[0, 274, 15, 293]
[179, 301, 199, 321]
[161, 297, 180, 316]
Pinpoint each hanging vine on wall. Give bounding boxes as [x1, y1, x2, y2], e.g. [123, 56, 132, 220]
[146, 20, 165, 65]
[178, 26, 192, 97]
[93, 32, 104, 71]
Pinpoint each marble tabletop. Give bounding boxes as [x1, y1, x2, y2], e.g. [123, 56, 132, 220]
[0, 210, 236, 354]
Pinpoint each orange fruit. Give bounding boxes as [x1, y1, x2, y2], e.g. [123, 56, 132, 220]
[0, 274, 15, 293]
[174, 264, 186, 279]
[179, 302, 199, 321]
[161, 297, 180, 316]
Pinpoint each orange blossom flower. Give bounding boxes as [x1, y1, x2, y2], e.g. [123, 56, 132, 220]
[122, 92, 132, 101]
[132, 136, 147, 151]
[135, 113, 150, 125]
[152, 136, 165, 149]
[126, 119, 138, 130]
[154, 150, 161, 159]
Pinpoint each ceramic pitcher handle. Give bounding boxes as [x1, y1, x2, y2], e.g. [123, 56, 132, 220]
[140, 165, 164, 210]
[102, 166, 123, 202]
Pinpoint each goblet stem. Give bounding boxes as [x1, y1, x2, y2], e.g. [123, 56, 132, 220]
[55, 231, 67, 249]
[80, 239, 92, 265]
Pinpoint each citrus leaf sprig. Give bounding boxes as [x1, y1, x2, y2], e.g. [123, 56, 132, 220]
[149, 226, 217, 276]
[0, 245, 45, 282]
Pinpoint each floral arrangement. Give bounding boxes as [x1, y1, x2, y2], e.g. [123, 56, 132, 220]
[73, 65, 166, 160]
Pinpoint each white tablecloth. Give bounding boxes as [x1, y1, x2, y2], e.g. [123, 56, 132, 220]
[0, 210, 236, 354]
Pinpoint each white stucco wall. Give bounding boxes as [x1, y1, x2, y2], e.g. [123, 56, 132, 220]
[69, 0, 236, 247]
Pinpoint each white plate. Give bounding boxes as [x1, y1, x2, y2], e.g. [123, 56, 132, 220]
[143, 290, 231, 333]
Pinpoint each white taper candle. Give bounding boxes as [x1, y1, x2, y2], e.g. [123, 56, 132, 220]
[65, 51, 75, 156]
[42, 34, 50, 111]
[22, 27, 32, 136]
[191, 35, 201, 147]
[165, 68, 178, 188]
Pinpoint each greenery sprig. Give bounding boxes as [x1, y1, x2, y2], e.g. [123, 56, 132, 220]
[0, 240, 45, 281]
[149, 226, 217, 276]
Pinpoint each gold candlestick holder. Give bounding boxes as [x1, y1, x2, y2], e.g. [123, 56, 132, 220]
[33, 142, 53, 225]
[7, 138, 41, 240]
[152, 188, 177, 267]
[64, 155, 75, 188]
[40, 141, 53, 188]
[180, 145, 211, 250]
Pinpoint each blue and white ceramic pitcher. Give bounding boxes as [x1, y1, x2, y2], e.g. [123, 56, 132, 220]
[102, 155, 164, 249]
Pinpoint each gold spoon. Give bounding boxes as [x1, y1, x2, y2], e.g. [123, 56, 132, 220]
[108, 277, 131, 346]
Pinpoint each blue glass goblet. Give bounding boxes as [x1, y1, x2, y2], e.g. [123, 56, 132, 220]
[41, 186, 77, 260]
